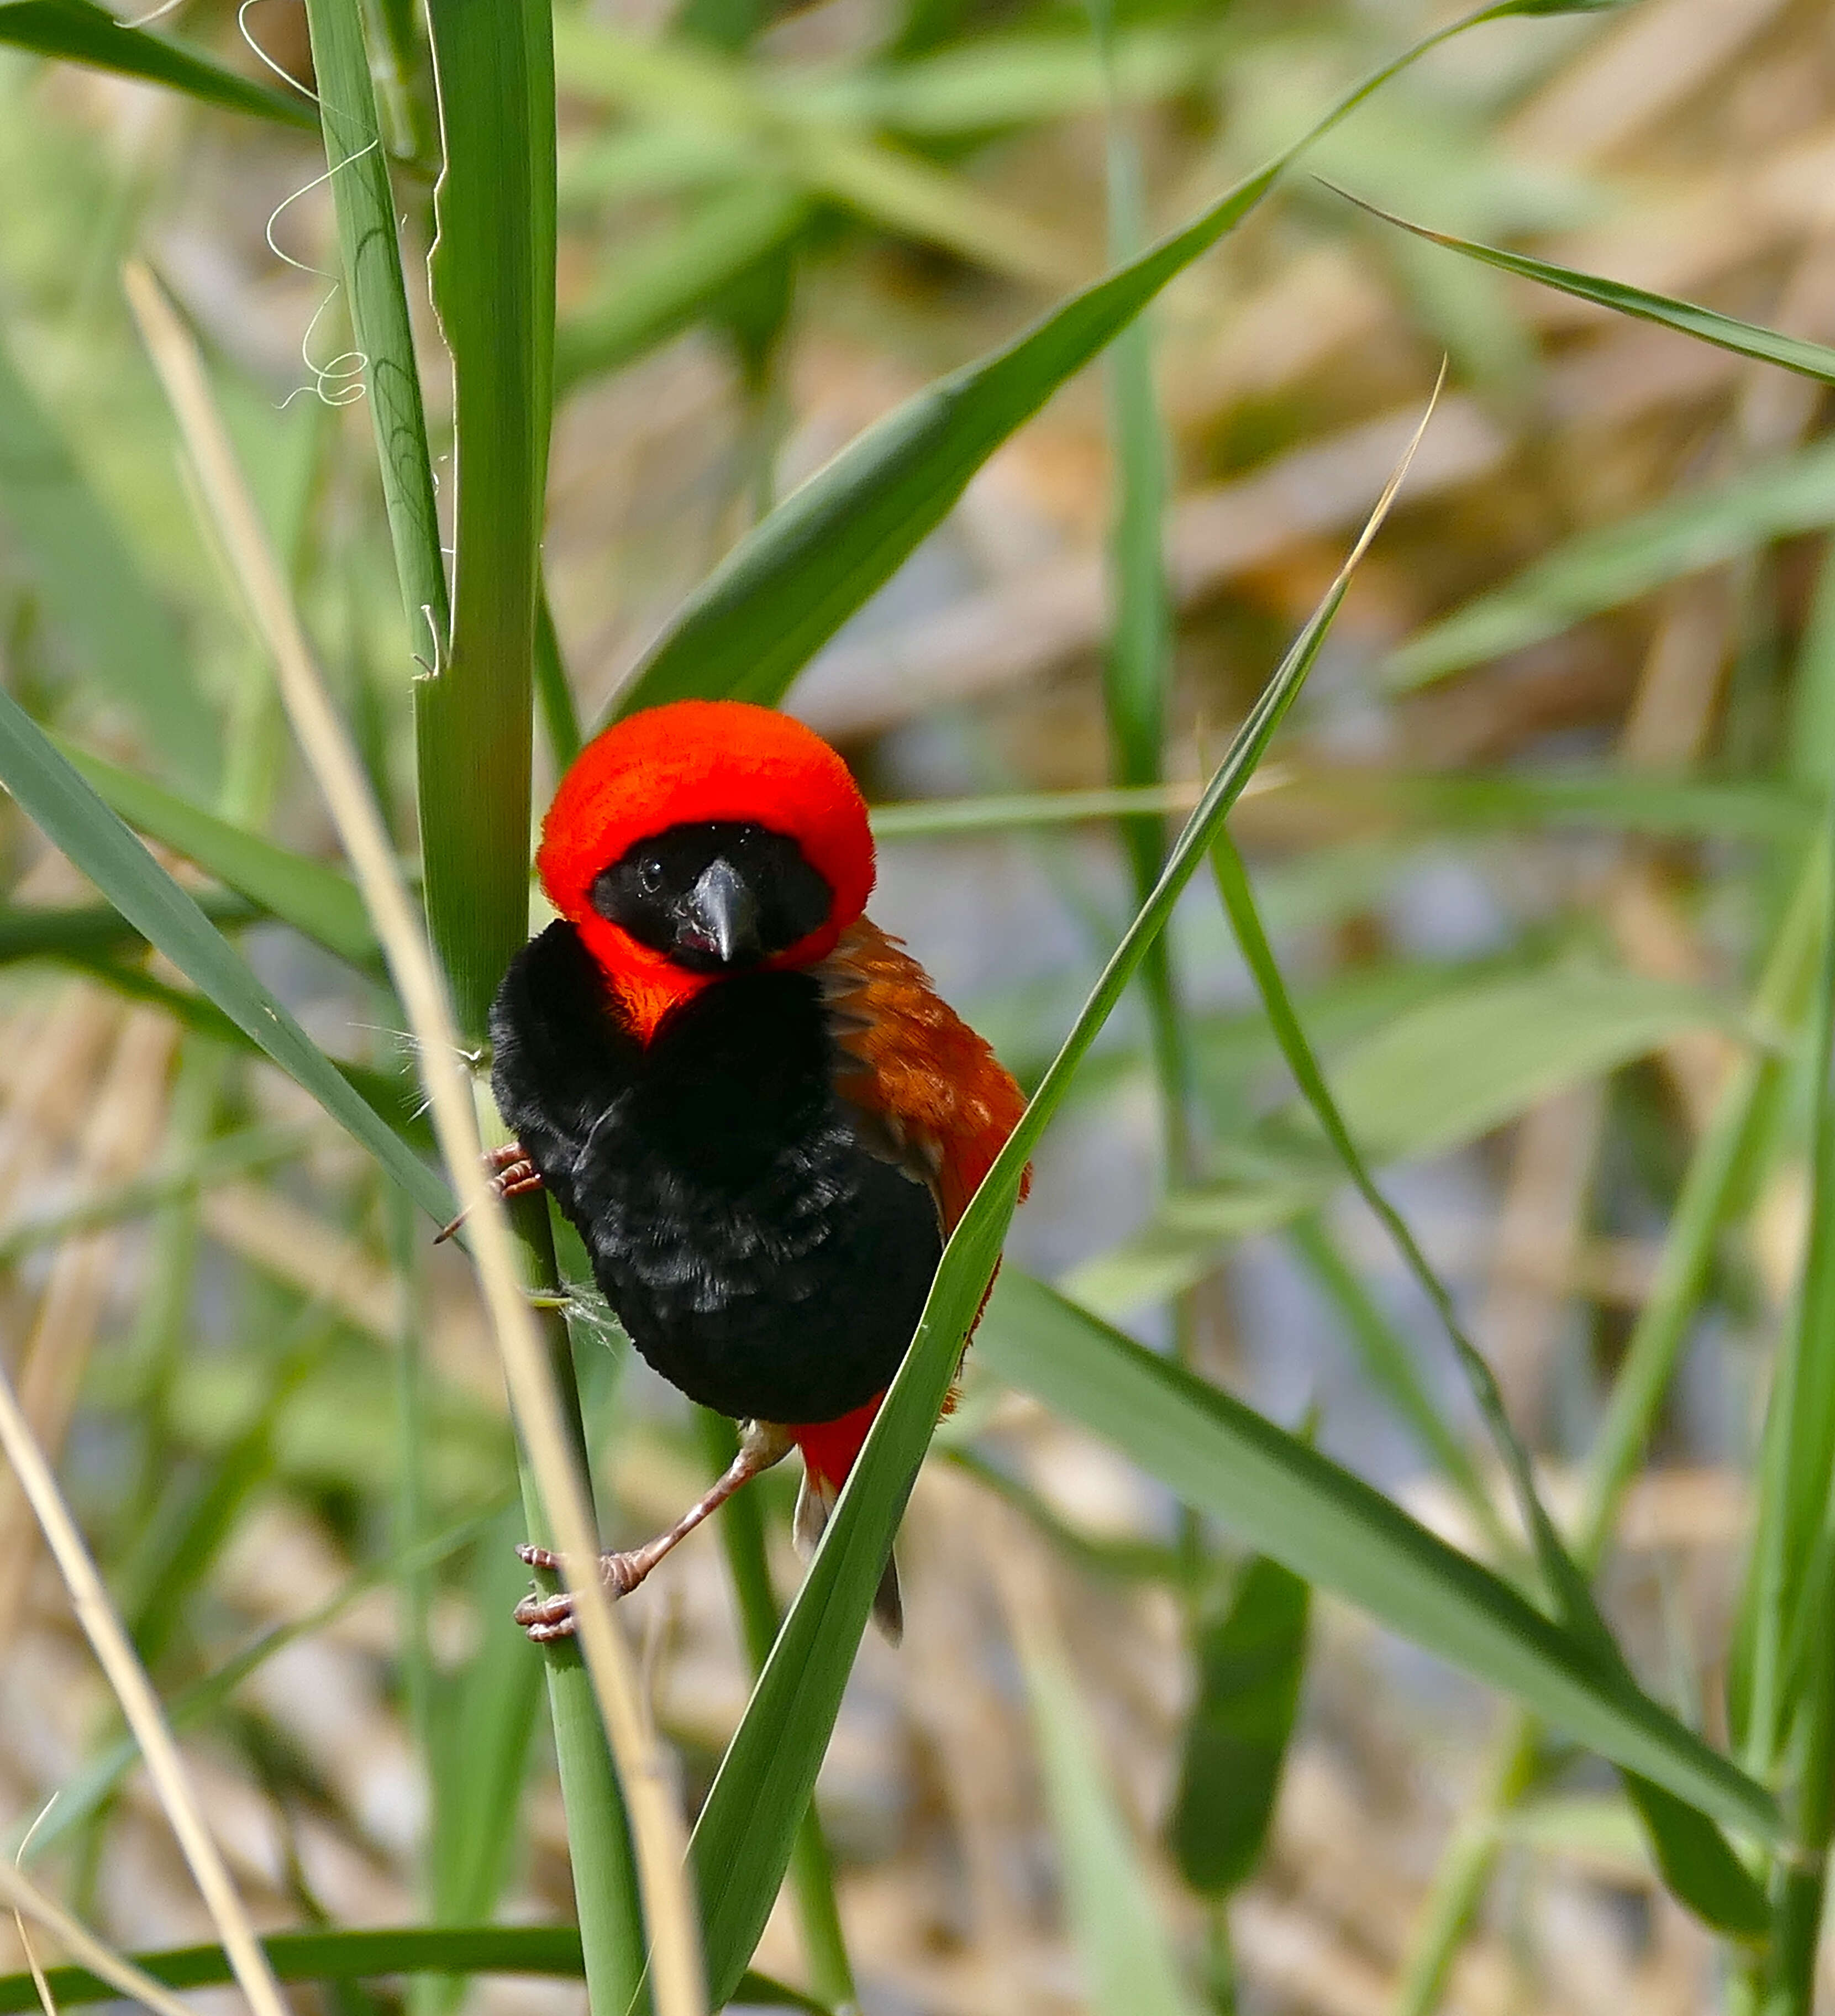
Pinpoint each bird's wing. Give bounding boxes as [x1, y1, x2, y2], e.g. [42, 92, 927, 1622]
[817, 916, 1029, 1235]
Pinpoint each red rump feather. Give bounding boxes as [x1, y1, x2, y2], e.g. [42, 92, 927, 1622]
[537, 700, 876, 1041]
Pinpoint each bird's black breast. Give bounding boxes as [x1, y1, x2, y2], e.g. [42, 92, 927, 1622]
[488, 921, 943, 1425]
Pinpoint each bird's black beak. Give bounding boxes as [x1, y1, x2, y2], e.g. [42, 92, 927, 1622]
[680, 857, 764, 967]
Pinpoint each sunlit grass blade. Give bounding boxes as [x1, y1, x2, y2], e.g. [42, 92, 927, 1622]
[1333, 186, 1835, 389]
[59, 738, 382, 972]
[0, 0, 317, 127]
[687, 408, 1436, 2000]
[0, 334, 215, 793]
[0, 684, 449, 1220]
[1388, 439, 1835, 691]
[0, 1931, 828, 2015]
[977, 1271, 1775, 1839]
[1166, 1554, 1310, 1898]
[606, 4, 1524, 724]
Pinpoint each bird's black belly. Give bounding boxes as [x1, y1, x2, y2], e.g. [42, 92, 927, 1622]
[488, 922, 943, 1424]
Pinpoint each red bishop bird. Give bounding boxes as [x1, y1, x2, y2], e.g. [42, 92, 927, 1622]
[485, 699, 1028, 1640]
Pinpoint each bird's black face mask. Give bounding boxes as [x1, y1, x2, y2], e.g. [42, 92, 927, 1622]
[590, 820, 834, 974]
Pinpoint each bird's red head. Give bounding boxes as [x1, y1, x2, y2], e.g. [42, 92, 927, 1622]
[537, 700, 876, 1040]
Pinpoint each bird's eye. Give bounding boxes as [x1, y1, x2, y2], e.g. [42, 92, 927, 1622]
[636, 854, 664, 895]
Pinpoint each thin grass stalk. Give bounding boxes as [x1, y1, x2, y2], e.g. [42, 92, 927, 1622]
[696, 1413, 857, 2013]
[0, 1859, 201, 2016]
[121, 262, 706, 2016]
[0, 1359, 289, 2016]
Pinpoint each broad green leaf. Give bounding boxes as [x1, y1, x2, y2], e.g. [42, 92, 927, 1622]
[976, 1271, 1777, 1842]
[0, 0, 317, 127]
[1070, 962, 1736, 1314]
[0, 332, 214, 793]
[1338, 188, 1835, 389]
[1022, 1640, 1202, 2016]
[420, 0, 553, 1042]
[1389, 440, 1835, 690]
[0, 1930, 826, 2015]
[1167, 1555, 1310, 1897]
[59, 738, 382, 972]
[605, 11, 1499, 726]
[1618, 1776, 1769, 1939]
[0, 684, 450, 1221]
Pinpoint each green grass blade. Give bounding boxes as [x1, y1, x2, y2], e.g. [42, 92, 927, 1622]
[0, 684, 449, 1219]
[699, 1414, 856, 2010]
[302, 0, 449, 655]
[0, 0, 317, 127]
[604, 7, 1517, 725]
[60, 738, 382, 972]
[420, 0, 553, 1040]
[1019, 1635, 1202, 2016]
[977, 1271, 1777, 1841]
[1166, 1555, 1310, 1898]
[417, 9, 654, 2012]
[1335, 187, 1835, 389]
[686, 421, 1437, 2000]
[0, 331, 215, 794]
[0, 1931, 827, 2015]
[1388, 440, 1835, 691]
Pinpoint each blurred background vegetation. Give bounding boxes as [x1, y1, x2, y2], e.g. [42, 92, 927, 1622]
[4, 0, 1835, 2008]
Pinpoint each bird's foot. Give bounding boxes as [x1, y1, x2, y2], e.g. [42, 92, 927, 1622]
[434, 1142, 544, 1245]
[512, 1544, 650, 1641]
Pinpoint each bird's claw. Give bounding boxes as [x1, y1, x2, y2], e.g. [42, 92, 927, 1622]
[513, 1542, 646, 1641]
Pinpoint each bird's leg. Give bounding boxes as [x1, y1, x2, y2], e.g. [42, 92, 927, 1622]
[513, 1419, 794, 1642]
[433, 1141, 544, 1245]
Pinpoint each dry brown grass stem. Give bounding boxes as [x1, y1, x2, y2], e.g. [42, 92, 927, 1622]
[120, 259, 708, 2016]
[0, 1355, 289, 2016]
[0, 1854, 202, 2016]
